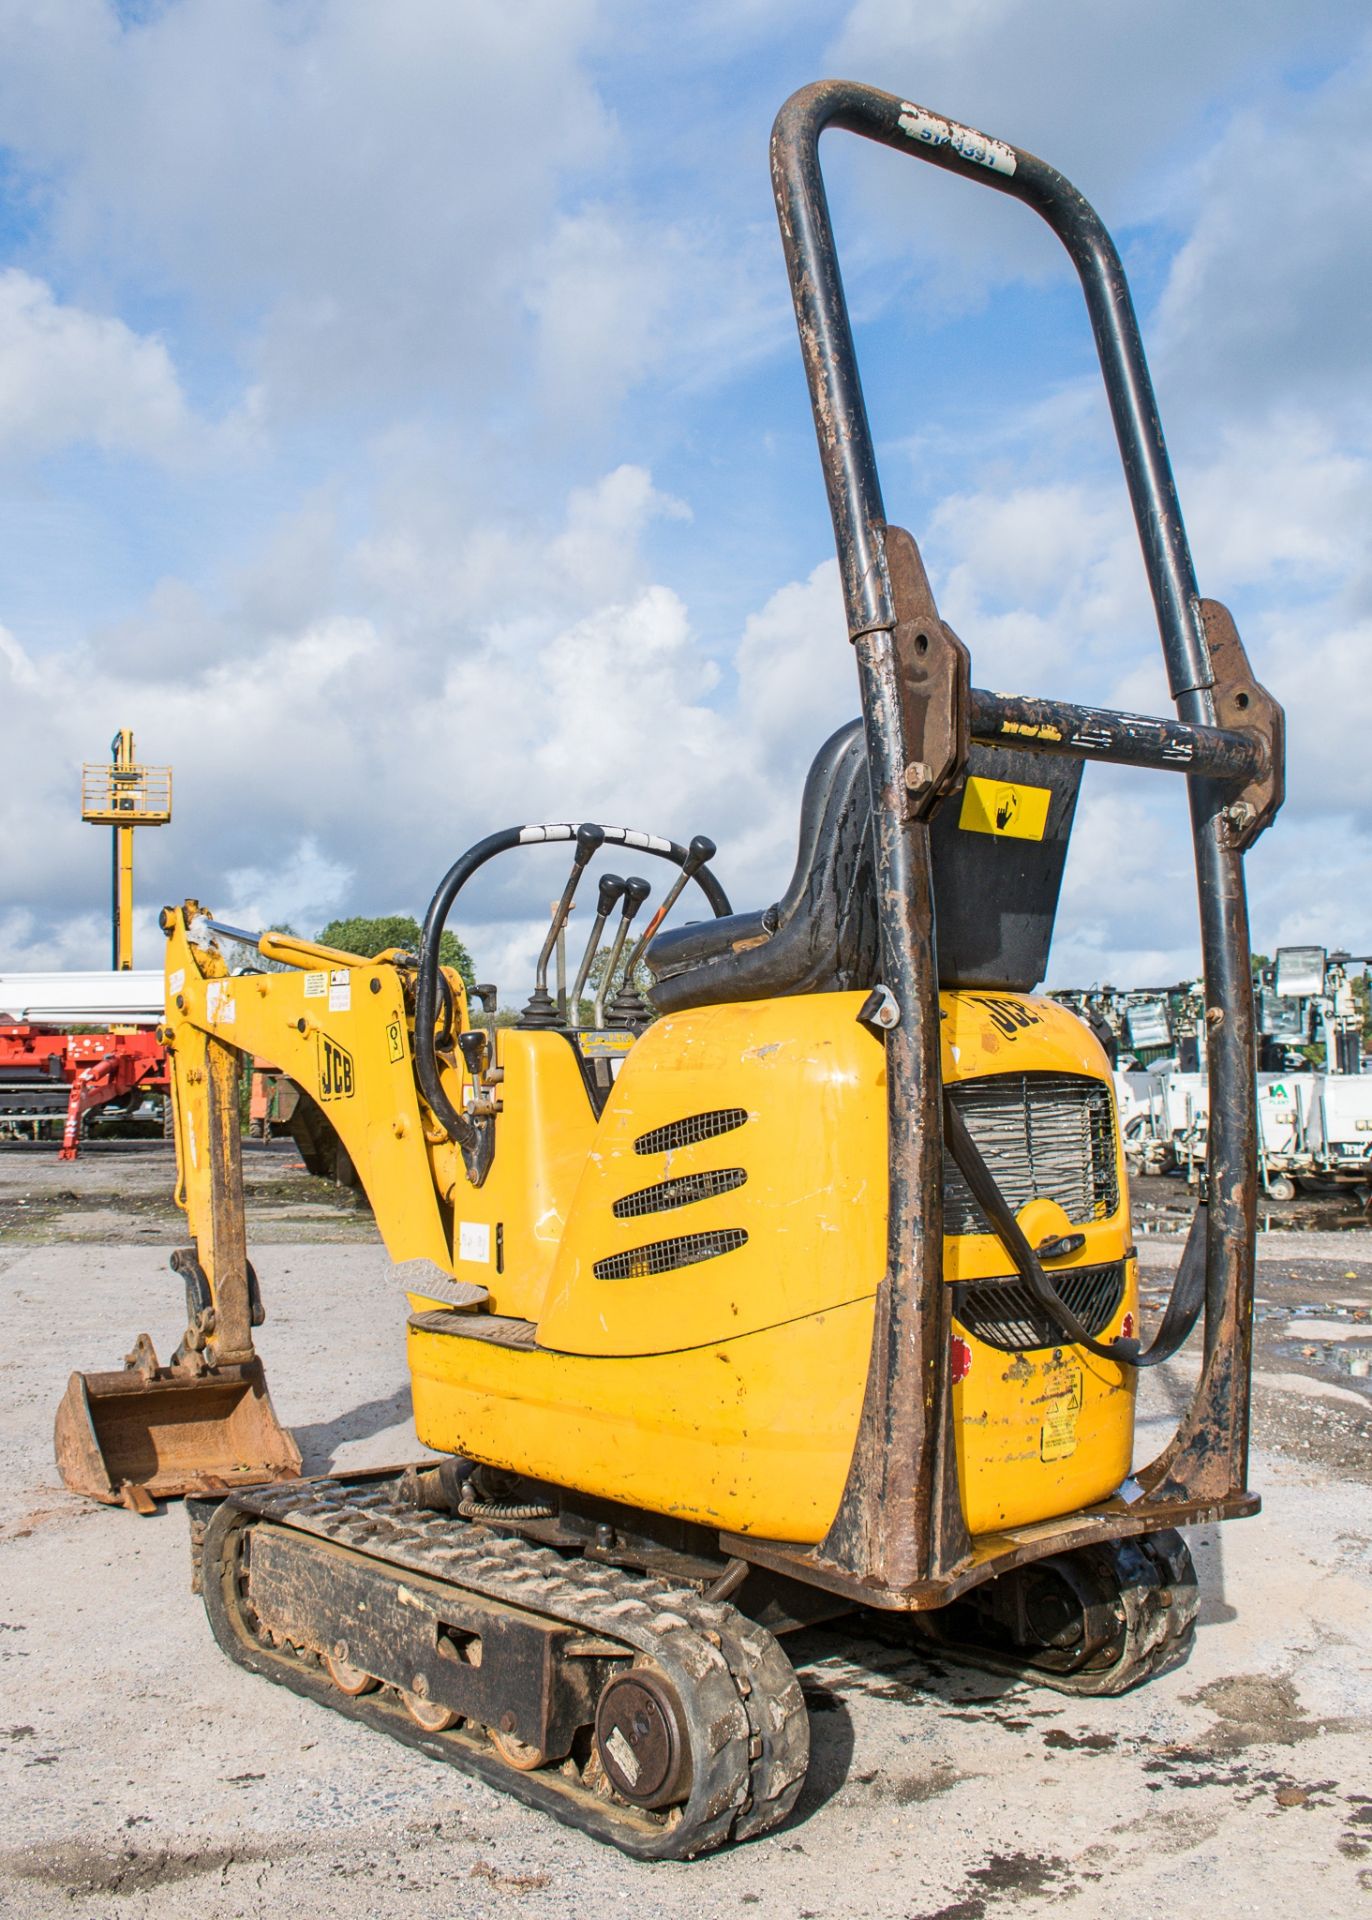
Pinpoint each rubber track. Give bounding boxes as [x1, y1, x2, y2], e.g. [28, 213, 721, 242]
[201, 1472, 808, 1859]
[913, 1527, 1199, 1697]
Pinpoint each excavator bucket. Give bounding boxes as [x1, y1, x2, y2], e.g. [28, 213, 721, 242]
[54, 1334, 301, 1515]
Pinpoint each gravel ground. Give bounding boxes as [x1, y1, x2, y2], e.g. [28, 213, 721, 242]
[2, 1145, 1370, 1920]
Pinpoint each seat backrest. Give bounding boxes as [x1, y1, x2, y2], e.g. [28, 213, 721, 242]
[646, 720, 1082, 1016]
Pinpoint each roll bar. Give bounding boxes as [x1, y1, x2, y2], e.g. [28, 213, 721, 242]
[731, 82, 1285, 1602]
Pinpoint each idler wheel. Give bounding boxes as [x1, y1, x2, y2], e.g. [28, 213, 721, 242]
[324, 1645, 379, 1697]
[593, 1667, 692, 1810]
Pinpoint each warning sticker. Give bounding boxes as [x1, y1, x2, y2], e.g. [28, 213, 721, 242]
[1039, 1369, 1083, 1464]
[328, 968, 351, 1013]
[958, 775, 1052, 841]
[304, 971, 327, 999]
[577, 1032, 635, 1057]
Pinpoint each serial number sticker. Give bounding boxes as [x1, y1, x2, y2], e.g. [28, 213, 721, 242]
[458, 1221, 491, 1264]
[1039, 1370, 1083, 1464]
[328, 968, 351, 1013]
[958, 774, 1052, 841]
[304, 971, 327, 999]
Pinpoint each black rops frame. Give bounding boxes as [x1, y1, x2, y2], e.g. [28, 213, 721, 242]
[722, 82, 1284, 1606]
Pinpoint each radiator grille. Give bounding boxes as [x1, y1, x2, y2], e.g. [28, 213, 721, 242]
[613, 1167, 747, 1219]
[952, 1261, 1125, 1354]
[594, 1228, 748, 1281]
[943, 1073, 1118, 1235]
[634, 1108, 748, 1156]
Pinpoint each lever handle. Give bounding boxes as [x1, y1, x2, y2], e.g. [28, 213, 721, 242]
[574, 821, 606, 867]
[618, 836, 715, 989]
[570, 874, 629, 1025]
[594, 876, 652, 1026]
[595, 871, 627, 916]
[682, 834, 717, 874]
[534, 823, 608, 998]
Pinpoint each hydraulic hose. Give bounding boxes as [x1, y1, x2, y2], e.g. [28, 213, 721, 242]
[414, 824, 732, 1156]
[943, 1096, 1206, 1369]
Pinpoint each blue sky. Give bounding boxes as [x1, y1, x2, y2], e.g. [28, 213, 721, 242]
[0, 0, 1369, 994]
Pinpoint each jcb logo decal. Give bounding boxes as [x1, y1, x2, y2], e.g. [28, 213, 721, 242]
[970, 995, 1042, 1039]
[318, 1035, 355, 1101]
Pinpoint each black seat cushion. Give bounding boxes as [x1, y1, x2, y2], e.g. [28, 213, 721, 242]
[646, 718, 1084, 1015]
[647, 721, 876, 1015]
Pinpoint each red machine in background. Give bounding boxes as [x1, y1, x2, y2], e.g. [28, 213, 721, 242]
[0, 972, 169, 1158]
[0, 1023, 168, 1159]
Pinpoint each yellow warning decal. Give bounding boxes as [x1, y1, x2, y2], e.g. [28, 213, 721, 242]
[1039, 1367, 1082, 1464]
[958, 775, 1052, 841]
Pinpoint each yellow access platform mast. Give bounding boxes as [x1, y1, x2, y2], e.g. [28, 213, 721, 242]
[81, 729, 172, 970]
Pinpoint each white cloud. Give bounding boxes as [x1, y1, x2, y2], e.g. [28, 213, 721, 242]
[0, 269, 196, 461]
[220, 837, 352, 932]
[0, 0, 615, 417]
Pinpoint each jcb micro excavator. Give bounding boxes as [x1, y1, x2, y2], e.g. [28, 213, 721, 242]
[56, 82, 1283, 1858]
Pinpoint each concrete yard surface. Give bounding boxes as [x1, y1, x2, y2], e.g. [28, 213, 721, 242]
[1, 1145, 1371, 1919]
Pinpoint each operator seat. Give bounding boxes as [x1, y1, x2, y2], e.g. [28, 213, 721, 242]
[645, 719, 1083, 1015]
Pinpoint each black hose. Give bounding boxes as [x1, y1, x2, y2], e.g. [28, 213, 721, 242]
[415, 824, 732, 1156]
[943, 1096, 1206, 1369]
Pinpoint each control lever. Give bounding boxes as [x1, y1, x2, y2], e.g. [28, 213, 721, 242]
[570, 872, 626, 1027]
[593, 876, 651, 1029]
[617, 835, 717, 992]
[519, 823, 606, 1027]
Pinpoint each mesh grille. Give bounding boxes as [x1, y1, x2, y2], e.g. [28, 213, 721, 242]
[952, 1261, 1125, 1354]
[613, 1168, 747, 1219]
[943, 1073, 1118, 1235]
[594, 1228, 748, 1281]
[634, 1108, 748, 1156]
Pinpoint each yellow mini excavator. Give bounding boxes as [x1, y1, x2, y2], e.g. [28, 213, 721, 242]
[56, 81, 1283, 1858]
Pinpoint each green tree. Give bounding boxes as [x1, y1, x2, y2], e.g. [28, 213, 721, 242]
[316, 914, 475, 987]
[1352, 969, 1371, 1043]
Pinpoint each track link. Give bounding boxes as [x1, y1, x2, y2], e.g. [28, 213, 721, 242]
[200, 1471, 808, 1859]
[909, 1528, 1199, 1697]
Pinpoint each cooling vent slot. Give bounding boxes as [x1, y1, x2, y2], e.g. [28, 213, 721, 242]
[613, 1168, 747, 1219]
[952, 1261, 1125, 1354]
[943, 1072, 1118, 1236]
[594, 1228, 748, 1281]
[634, 1108, 749, 1156]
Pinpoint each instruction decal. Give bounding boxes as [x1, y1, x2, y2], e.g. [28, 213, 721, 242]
[204, 980, 236, 1024]
[387, 1020, 406, 1064]
[458, 1221, 492, 1265]
[304, 971, 327, 999]
[958, 775, 1051, 841]
[317, 1034, 355, 1102]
